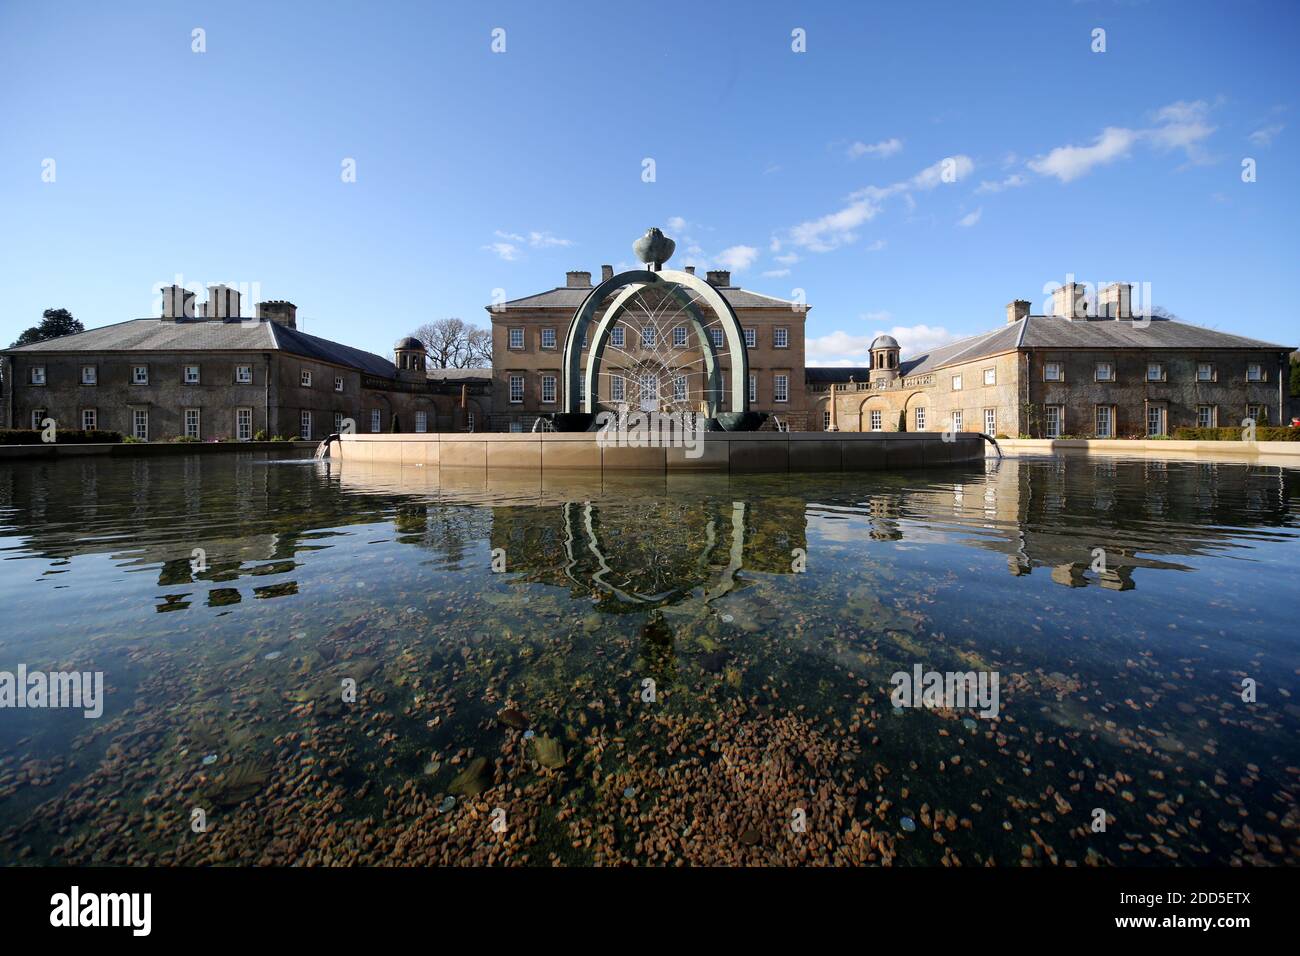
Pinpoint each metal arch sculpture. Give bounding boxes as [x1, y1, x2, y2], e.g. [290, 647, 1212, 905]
[561, 266, 750, 416]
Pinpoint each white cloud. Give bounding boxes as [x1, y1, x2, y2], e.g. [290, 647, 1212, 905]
[847, 137, 903, 160]
[785, 155, 973, 252]
[1027, 101, 1218, 183]
[865, 239, 886, 252]
[761, 268, 791, 278]
[484, 242, 520, 261]
[715, 245, 759, 272]
[489, 230, 574, 257]
[976, 173, 1026, 193]
[805, 321, 959, 366]
[957, 208, 982, 228]
[665, 216, 689, 232]
[1249, 123, 1283, 147]
[1028, 127, 1138, 182]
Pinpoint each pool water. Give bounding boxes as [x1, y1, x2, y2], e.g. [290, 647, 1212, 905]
[0, 452, 1296, 866]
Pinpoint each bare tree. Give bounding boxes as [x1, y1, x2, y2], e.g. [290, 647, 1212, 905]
[411, 319, 493, 368]
[463, 327, 492, 368]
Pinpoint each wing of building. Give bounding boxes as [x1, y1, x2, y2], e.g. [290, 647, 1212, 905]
[1, 287, 490, 439]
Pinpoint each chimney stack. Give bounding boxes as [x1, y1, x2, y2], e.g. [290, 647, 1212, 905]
[160, 284, 196, 320]
[600, 264, 613, 283]
[202, 284, 241, 320]
[1051, 281, 1087, 321]
[706, 270, 731, 287]
[565, 270, 592, 289]
[1097, 283, 1132, 319]
[1005, 300, 1030, 325]
[684, 265, 696, 275]
[256, 300, 298, 329]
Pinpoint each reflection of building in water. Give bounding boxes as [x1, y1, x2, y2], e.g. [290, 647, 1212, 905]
[486, 493, 808, 610]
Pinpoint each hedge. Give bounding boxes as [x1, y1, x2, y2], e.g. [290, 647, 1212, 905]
[0, 429, 124, 445]
[1171, 426, 1300, 442]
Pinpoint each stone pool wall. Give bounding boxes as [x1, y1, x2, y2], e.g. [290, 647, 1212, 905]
[330, 431, 989, 473]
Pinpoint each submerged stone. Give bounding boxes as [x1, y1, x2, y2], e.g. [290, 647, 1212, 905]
[448, 756, 490, 797]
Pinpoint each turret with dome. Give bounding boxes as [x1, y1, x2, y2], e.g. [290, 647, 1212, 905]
[394, 335, 426, 382]
[869, 333, 901, 386]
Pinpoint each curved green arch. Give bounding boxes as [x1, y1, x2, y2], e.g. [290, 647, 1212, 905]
[562, 269, 749, 416]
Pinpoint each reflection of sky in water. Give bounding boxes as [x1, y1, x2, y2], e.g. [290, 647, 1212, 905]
[0, 452, 1296, 865]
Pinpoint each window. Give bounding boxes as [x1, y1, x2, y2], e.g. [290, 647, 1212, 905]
[1095, 405, 1114, 438]
[744, 328, 757, 349]
[581, 330, 589, 349]
[1197, 362, 1215, 382]
[915, 407, 926, 431]
[31, 409, 46, 429]
[370, 409, 381, 432]
[674, 375, 687, 402]
[1246, 363, 1263, 382]
[982, 368, 996, 386]
[334, 376, 344, 393]
[1094, 361, 1114, 382]
[466, 411, 475, 432]
[184, 408, 201, 439]
[81, 408, 96, 430]
[869, 409, 882, 431]
[508, 328, 524, 350]
[952, 410, 964, 433]
[984, 408, 996, 434]
[333, 411, 344, 434]
[822, 410, 831, 430]
[296, 410, 309, 439]
[611, 374, 625, 402]
[81, 365, 96, 385]
[132, 365, 148, 385]
[709, 328, 723, 349]
[578, 377, 586, 402]
[774, 374, 789, 403]
[415, 410, 428, 433]
[29, 366, 46, 385]
[184, 365, 200, 384]
[509, 421, 524, 433]
[132, 408, 149, 441]
[300, 369, 312, 387]
[673, 326, 688, 348]
[541, 327, 556, 350]
[773, 327, 789, 349]
[1146, 404, 1165, 436]
[641, 326, 655, 348]
[237, 408, 253, 441]
[951, 373, 963, 391]
[1247, 403, 1267, 425]
[1044, 362, 1062, 382]
[611, 326, 625, 348]
[235, 365, 253, 384]
[748, 374, 757, 404]
[541, 375, 557, 404]
[1044, 406, 1062, 438]
[1196, 405, 1215, 428]
[1146, 362, 1164, 382]
[509, 375, 524, 404]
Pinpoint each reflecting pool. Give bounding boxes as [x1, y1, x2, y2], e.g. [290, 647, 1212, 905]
[0, 452, 1297, 866]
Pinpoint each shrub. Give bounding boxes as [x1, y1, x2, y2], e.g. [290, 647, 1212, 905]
[1172, 426, 1300, 442]
[253, 429, 269, 441]
[170, 435, 199, 443]
[0, 428, 123, 445]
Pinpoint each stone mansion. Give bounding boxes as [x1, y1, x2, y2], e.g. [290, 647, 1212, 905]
[2, 272, 1291, 440]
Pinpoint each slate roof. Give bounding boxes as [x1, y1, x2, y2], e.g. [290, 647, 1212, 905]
[492, 284, 804, 311]
[5, 318, 401, 378]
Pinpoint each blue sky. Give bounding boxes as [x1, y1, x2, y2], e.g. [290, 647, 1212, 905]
[1, 0, 1296, 363]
